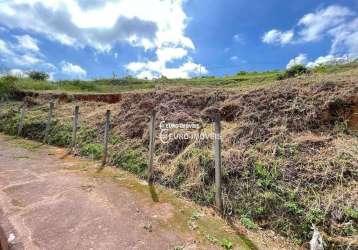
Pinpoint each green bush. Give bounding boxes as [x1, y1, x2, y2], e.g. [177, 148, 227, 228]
[113, 148, 148, 176]
[240, 215, 257, 229]
[47, 124, 72, 146]
[80, 143, 103, 160]
[305, 208, 325, 224]
[28, 71, 49, 81]
[284, 65, 309, 78]
[0, 76, 18, 99]
[277, 65, 310, 80]
[237, 71, 248, 76]
[312, 65, 328, 73]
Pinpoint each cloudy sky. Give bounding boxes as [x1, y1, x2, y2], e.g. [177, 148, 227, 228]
[0, 0, 357, 80]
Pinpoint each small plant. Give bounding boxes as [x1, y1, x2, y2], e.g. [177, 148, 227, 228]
[220, 238, 233, 250]
[28, 71, 49, 81]
[284, 202, 303, 215]
[254, 206, 265, 216]
[254, 162, 274, 189]
[173, 246, 184, 250]
[80, 143, 103, 160]
[240, 215, 257, 229]
[343, 222, 357, 236]
[344, 207, 358, 220]
[112, 148, 147, 176]
[205, 234, 219, 244]
[305, 208, 325, 224]
[48, 124, 72, 146]
[190, 210, 201, 220]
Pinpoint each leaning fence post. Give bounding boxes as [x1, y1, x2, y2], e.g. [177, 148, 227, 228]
[102, 110, 110, 167]
[214, 114, 223, 213]
[17, 102, 27, 136]
[71, 106, 79, 149]
[147, 110, 156, 184]
[43, 101, 54, 143]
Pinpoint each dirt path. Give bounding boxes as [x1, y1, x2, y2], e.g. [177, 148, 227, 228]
[0, 134, 256, 250]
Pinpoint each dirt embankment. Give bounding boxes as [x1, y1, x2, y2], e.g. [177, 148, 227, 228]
[2, 69, 358, 249]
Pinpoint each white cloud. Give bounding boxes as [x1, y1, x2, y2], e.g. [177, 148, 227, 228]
[286, 54, 308, 69]
[0, 37, 54, 70]
[233, 34, 245, 44]
[61, 61, 87, 78]
[126, 60, 207, 79]
[0, 0, 196, 53]
[306, 54, 353, 68]
[298, 5, 353, 42]
[230, 56, 239, 61]
[263, 5, 358, 59]
[12, 54, 42, 66]
[0, 0, 204, 79]
[0, 39, 12, 55]
[8, 69, 28, 78]
[0, 1, 158, 52]
[262, 29, 294, 45]
[286, 53, 354, 69]
[156, 47, 188, 63]
[329, 17, 358, 57]
[14, 35, 39, 52]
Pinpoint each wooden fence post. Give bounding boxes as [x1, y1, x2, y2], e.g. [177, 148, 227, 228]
[102, 110, 110, 167]
[43, 101, 54, 143]
[214, 115, 223, 213]
[17, 102, 27, 136]
[0, 97, 4, 113]
[71, 106, 79, 149]
[148, 110, 156, 184]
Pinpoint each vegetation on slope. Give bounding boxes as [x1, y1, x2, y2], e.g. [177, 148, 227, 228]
[0, 63, 357, 249]
[2, 62, 356, 94]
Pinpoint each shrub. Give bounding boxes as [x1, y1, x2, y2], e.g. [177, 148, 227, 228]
[28, 71, 49, 81]
[80, 143, 103, 160]
[312, 65, 328, 73]
[0, 76, 18, 99]
[47, 124, 73, 146]
[112, 148, 148, 176]
[220, 238, 233, 250]
[276, 65, 310, 80]
[284, 65, 309, 78]
[240, 215, 257, 229]
[237, 71, 248, 76]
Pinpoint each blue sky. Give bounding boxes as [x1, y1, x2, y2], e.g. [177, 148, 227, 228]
[0, 0, 357, 80]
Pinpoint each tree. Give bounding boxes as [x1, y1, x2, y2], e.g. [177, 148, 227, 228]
[28, 71, 49, 81]
[285, 65, 309, 78]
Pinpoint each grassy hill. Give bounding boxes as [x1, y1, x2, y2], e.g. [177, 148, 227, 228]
[0, 63, 357, 249]
[3, 62, 357, 94]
